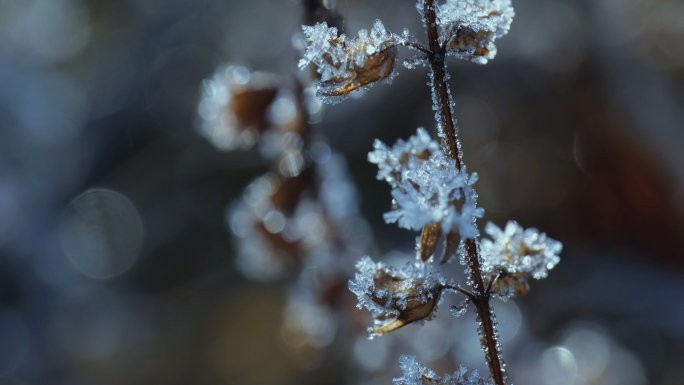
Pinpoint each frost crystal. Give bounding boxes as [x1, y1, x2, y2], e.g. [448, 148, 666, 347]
[436, 0, 515, 64]
[481, 221, 562, 299]
[370, 128, 484, 239]
[450, 297, 470, 317]
[393, 355, 493, 385]
[349, 256, 455, 338]
[299, 20, 407, 104]
[368, 127, 439, 188]
[385, 156, 483, 238]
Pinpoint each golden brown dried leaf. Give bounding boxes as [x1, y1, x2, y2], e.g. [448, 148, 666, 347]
[419, 223, 443, 262]
[367, 269, 444, 336]
[369, 295, 439, 335]
[440, 230, 461, 264]
[446, 28, 494, 58]
[319, 46, 398, 98]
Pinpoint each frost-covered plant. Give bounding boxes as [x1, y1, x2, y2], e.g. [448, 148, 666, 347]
[480, 221, 562, 300]
[299, 1, 562, 384]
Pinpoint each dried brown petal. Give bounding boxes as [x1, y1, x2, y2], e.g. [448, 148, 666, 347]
[440, 230, 461, 264]
[419, 223, 443, 262]
[446, 27, 494, 58]
[370, 294, 440, 335]
[491, 269, 530, 298]
[349, 257, 448, 338]
[368, 269, 443, 335]
[300, 21, 402, 103]
[318, 46, 398, 98]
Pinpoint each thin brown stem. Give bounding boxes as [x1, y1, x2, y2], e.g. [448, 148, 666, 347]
[423, 0, 460, 166]
[444, 284, 477, 300]
[423, 1, 506, 384]
[466, 239, 506, 384]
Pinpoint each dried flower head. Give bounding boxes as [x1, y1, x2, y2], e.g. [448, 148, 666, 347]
[299, 20, 402, 104]
[384, 154, 483, 238]
[230, 154, 370, 281]
[480, 221, 562, 299]
[349, 256, 454, 338]
[435, 0, 515, 64]
[369, 127, 440, 188]
[196, 65, 281, 150]
[393, 355, 493, 385]
[370, 128, 483, 261]
[370, 128, 484, 237]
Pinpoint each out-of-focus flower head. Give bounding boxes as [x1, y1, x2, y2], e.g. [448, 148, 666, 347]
[197, 65, 303, 151]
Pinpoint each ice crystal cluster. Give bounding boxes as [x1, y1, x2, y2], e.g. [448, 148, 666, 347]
[480, 221, 562, 299]
[369, 128, 484, 239]
[349, 256, 454, 337]
[434, 0, 514, 64]
[298, 20, 427, 104]
[369, 128, 440, 188]
[393, 355, 493, 385]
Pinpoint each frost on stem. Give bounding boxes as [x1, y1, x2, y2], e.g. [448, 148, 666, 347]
[196, 65, 280, 150]
[435, 0, 515, 64]
[348, 256, 457, 338]
[480, 221, 562, 300]
[393, 355, 494, 385]
[450, 296, 470, 317]
[299, 20, 414, 104]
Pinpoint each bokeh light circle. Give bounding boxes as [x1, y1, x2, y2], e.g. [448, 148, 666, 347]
[59, 188, 144, 279]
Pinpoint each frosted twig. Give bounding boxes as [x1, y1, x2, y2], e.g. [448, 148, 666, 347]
[422, 1, 506, 383]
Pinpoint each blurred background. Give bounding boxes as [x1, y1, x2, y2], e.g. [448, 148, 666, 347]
[1, 0, 684, 384]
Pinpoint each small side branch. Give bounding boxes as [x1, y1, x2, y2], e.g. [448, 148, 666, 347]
[444, 284, 477, 300]
[400, 41, 431, 54]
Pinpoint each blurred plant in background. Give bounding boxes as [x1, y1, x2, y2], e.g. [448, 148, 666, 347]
[195, 1, 377, 368]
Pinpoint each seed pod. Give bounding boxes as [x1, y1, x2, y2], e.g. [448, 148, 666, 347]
[349, 256, 454, 338]
[299, 20, 402, 104]
[315, 45, 398, 99]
